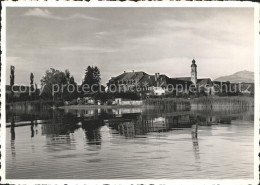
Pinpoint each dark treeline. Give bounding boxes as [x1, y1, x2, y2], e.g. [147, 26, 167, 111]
[7, 64, 254, 105]
[7, 65, 101, 103]
[7, 65, 144, 104]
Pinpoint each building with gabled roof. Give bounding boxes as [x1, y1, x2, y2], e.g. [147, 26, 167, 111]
[110, 71, 148, 83]
[107, 71, 168, 95]
[107, 59, 237, 97]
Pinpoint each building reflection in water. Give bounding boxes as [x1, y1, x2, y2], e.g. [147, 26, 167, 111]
[6, 104, 253, 155]
[106, 105, 253, 139]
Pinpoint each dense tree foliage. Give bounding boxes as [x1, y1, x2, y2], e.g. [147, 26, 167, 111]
[82, 66, 101, 94]
[30, 73, 34, 100]
[40, 68, 78, 101]
[10, 65, 15, 100]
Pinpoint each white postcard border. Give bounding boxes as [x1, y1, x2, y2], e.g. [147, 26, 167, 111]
[1, 1, 259, 185]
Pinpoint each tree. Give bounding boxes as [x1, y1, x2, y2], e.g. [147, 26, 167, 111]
[65, 69, 70, 83]
[82, 66, 101, 94]
[10, 65, 15, 101]
[63, 75, 79, 101]
[30, 73, 34, 100]
[93, 66, 101, 84]
[35, 83, 40, 100]
[40, 68, 76, 101]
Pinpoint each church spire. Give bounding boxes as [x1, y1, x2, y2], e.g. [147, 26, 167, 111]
[191, 58, 197, 85]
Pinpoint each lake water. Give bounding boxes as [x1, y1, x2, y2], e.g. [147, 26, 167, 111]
[6, 105, 254, 179]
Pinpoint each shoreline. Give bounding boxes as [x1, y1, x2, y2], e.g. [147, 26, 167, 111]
[58, 104, 154, 110]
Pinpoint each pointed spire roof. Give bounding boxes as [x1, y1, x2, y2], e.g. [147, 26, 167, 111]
[191, 58, 197, 67]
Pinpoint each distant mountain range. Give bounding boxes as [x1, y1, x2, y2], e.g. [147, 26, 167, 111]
[214, 70, 254, 83]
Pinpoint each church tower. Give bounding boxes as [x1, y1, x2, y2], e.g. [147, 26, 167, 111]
[191, 59, 197, 85]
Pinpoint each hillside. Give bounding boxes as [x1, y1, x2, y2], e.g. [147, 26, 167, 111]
[214, 70, 254, 83]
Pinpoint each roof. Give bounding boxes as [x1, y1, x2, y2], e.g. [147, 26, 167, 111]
[172, 78, 212, 85]
[110, 71, 148, 82]
[108, 71, 213, 87]
[167, 78, 193, 86]
[139, 75, 155, 86]
[197, 78, 212, 86]
[172, 77, 191, 81]
[109, 72, 170, 87]
[139, 74, 168, 87]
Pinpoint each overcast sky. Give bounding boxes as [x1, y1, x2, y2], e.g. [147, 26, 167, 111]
[6, 7, 254, 86]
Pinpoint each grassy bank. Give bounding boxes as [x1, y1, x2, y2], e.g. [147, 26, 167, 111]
[145, 96, 254, 111]
[144, 98, 191, 111]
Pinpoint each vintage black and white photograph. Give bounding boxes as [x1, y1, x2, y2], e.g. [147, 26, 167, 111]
[1, 2, 259, 184]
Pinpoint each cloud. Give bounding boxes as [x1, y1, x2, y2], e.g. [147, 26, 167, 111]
[24, 8, 59, 19]
[96, 31, 109, 36]
[95, 31, 110, 39]
[23, 8, 101, 21]
[68, 13, 101, 21]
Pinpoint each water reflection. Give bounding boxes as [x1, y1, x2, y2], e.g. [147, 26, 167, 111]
[30, 119, 34, 138]
[82, 120, 102, 148]
[191, 122, 200, 161]
[7, 105, 253, 144]
[6, 104, 254, 179]
[10, 113, 16, 159]
[10, 114, 15, 140]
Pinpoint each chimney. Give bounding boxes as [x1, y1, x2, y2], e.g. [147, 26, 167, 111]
[132, 70, 134, 72]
